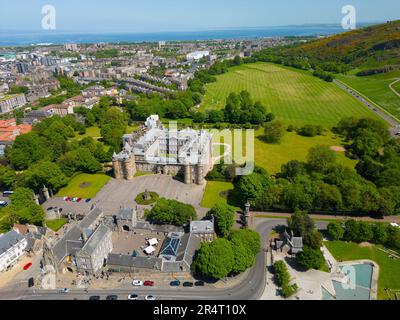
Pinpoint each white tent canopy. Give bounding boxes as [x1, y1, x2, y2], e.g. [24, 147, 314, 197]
[144, 246, 155, 255]
[148, 238, 158, 246]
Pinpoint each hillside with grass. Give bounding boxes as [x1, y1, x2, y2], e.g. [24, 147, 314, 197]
[201, 63, 381, 127]
[292, 20, 400, 71]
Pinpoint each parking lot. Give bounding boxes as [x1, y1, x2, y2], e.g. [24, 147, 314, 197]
[42, 175, 208, 218]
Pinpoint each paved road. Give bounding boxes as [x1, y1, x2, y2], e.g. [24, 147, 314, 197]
[334, 80, 400, 137]
[253, 211, 400, 223]
[1, 219, 328, 301]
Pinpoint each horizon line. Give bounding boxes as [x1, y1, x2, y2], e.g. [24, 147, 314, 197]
[0, 20, 388, 35]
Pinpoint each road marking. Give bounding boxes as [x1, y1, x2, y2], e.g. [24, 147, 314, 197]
[334, 79, 400, 125]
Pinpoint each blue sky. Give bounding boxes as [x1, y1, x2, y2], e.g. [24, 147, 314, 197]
[0, 0, 399, 33]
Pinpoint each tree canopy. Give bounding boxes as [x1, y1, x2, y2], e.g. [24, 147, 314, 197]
[146, 198, 197, 226]
[206, 203, 235, 237]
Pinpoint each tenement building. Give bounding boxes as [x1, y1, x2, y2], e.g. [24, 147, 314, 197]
[112, 115, 213, 185]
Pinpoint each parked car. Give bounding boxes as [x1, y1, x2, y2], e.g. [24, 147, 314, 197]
[144, 280, 154, 287]
[0, 201, 8, 208]
[85, 198, 91, 203]
[170, 280, 181, 287]
[183, 282, 194, 287]
[195, 280, 205, 287]
[2, 191, 14, 197]
[106, 295, 118, 300]
[72, 197, 78, 202]
[127, 294, 139, 300]
[132, 280, 143, 286]
[59, 288, 69, 294]
[89, 296, 100, 300]
[145, 295, 156, 301]
[23, 262, 32, 270]
[76, 198, 82, 202]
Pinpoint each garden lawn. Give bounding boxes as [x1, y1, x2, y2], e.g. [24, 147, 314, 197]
[73, 126, 101, 141]
[73, 125, 139, 142]
[324, 241, 400, 300]
[213, 130, 356, 175]
[201, 181, 235, 209]
[46, 218, 68, 232]
[201, 62, 380, 127]
[337, 70, 400, 121]
[56, 173, 111, 199]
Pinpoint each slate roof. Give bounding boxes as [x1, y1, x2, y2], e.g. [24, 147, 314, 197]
[51, 226, 83, 262]
[78, 224, 111, 256]
[135, 221, 184, 233]
[0, 230, 25, 255]
[190, 220, 214, 234]
[116, 208, 134, 220]
[79, 207, 103, 230]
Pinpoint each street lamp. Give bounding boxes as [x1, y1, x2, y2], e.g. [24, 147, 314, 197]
[244, 201, 251, 228]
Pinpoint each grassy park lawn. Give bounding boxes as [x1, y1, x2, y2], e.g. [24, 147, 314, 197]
[73, 126, 101, 141]
[324, 241, 400, 300]
[393, 80, 400, 94]
[337, 70, 400, 121]
[73, 124, 139, 142]
[46, 218, 68, 232]
[201, 63, 380, 127]
[213, 130, 356, 175]
[56, 173, 111, 199]
[201, 181, 236, 209]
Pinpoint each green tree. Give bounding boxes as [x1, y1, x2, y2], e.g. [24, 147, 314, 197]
[287, 211, 315, 238]
[307, 145, 336, 173]
[146, 198, 197, 226]
[235, 170, 270, 207]
[229, 229, 261, 257]
[206, 203, 235, 237]
[343, 220, 373, 243]
[296, 246, 325, 270]
[263, 120, 285, 143]
[371, 223, 388, 244]
[20, 161, 68, 193]
[230, 237, 254, 273]
[0, 165, 16, 190]
[192, 238, 234, 279]
[327, 222, 345, 241]
[313, 182, 343, 211]
[9, 188, 45, 225]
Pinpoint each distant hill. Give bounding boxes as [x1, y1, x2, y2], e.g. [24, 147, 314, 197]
[292, 20, 400, 72]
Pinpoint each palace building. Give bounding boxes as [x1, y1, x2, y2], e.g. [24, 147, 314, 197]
[112, 115, 213, 185]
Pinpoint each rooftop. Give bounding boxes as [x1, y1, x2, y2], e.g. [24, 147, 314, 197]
[0, 230, 25, 255]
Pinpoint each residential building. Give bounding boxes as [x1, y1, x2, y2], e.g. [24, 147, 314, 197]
[0, 94, 27, 114]
[0, 119, 32, 141]
[41, 104, 74, 117]
[275, 230, 304, 256]
[0, 119, 32, 156]
[75, 224, 113, 275]
[42, 207, 110, 275]
[64, 43, 78, 52]
[186, 51, 210, 61]
[0, 230, 28, 272]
